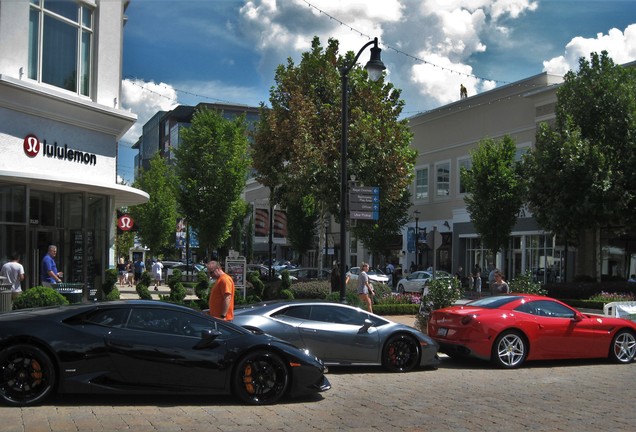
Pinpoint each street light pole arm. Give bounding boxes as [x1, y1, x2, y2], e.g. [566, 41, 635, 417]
[340, 38, 379, 78]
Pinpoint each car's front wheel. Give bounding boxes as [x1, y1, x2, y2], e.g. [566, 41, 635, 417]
[0, 344, 56, 406]
[609, 330, 636, 363]
[491, 330, 527, 369]
[382, 334, 420, 372]
[233, 350, 289, 405]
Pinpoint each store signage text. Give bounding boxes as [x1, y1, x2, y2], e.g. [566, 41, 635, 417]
[23, 134, 97, 166]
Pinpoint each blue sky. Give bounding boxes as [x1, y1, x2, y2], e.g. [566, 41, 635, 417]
[117, 0, 636, 183]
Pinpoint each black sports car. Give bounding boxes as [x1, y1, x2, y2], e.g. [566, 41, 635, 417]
[233, 301, 440, 372]
[0, 300, 330, 406]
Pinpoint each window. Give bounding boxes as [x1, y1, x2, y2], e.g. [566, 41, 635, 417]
[415, 167, 429, 200]
[458, 157, 471, 194]
[515, 300, 575, 318]
[29, 0, 93, 96]
[435, 161, 450, 197]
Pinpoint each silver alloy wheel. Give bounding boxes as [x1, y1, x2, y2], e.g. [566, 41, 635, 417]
[611, 331, 636, 363]
[495, 332, 526, 368]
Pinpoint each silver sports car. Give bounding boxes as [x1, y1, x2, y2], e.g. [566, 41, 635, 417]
[233, 301, 439, 372]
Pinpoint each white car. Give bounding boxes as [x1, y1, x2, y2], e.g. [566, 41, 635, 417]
[346, 267, 389, 285]
[396, 270, 452, 294]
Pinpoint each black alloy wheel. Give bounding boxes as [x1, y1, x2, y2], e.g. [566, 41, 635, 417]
[233, 350, 289, 405]
[382, 334, 420, 372]
[0, 344, 56, 406]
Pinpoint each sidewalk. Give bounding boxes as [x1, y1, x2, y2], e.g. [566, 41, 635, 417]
[116, 283, 199, 301]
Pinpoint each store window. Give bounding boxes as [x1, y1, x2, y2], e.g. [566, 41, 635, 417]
[28, 0, 93, 96]
[0, 184, 26, 223]
[415, 166, 429, 200]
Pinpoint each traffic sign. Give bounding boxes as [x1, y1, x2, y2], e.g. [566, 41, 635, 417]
[349, 186, 380, 220]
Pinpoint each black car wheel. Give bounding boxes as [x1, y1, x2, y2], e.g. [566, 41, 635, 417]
[0, 344, 56, 406]
[491, 330, 527, 369]
[382, 334, 420, 372]
[609, 330, 636, 363]
[397, 284, 405, 294]
[233, 350, 289, 405]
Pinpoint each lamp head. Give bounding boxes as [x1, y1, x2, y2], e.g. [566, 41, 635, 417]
[364, 39, 386, 81]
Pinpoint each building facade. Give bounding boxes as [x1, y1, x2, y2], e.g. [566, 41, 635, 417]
[0, 0, 148, 291]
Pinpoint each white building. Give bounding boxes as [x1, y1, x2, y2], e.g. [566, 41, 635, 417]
[0, 0, 148, 291]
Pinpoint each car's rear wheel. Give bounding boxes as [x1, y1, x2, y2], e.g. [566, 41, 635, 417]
[233, 350, 289, 405]
[609, 330, 636, 363]
[0, 344, 56, 406]
[382, 334, 420, 372]
[491, 330, 527, 369]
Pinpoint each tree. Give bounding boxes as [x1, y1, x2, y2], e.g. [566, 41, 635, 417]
[461, 136, 526, 256]
[285, 195, 319, 263]
[174, 107, 251, 252]
[525, 52, 636, 238]
[130, 154, 178, 257]
[252, 37, 416, 257]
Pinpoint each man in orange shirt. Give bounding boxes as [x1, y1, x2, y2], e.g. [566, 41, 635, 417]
[207, 260, 235, 321]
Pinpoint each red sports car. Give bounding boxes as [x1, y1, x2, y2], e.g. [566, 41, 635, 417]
[428, 294, 636, 368]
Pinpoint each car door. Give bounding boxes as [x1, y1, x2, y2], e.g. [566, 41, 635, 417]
[103, 307, 229, 390]
[297, 305, 380, 363]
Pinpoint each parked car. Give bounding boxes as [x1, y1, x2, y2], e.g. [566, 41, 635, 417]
[428, 294, 636, 368]
[234, 301, 440, 372]
[0, 301, 330, 406]
[166, 263, 207, 280]
[246, 264, 280, 281]
[396, 270, 452, 294]
[280, 268, 331, 282]
[346, 267, 389, 285]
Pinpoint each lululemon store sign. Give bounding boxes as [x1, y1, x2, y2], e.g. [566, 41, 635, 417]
[23, 134, 97, 166]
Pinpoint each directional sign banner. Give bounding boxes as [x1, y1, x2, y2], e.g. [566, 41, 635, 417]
[349, 186, 380, 220]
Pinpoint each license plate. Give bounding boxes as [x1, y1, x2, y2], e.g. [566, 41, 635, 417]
[436, 327, 448, 337]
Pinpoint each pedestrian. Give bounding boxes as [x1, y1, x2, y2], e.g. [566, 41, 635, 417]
[41, 245, 63, 287]
[409, 261, 417, 273]
[1, 252, 25, 301]
[330, 261, 340, 293]
[151, 259, 163, 291]
[117, 257, 126, 285]
[208, 260, 235, 321]
[133, 257, 145, 284]
[126, 260, 134, 286]
[385, 261, 395, 288]
[357, 262, 375, 313]
[474, 270, 482, 297]
[473, 264, 482, 290]
[488, 264, 497, 286]
[491, 270, 510, 294]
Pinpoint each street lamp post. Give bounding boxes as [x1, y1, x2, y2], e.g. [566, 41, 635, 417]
[339, 37, 386, 302]
[414, 210, 420, 271]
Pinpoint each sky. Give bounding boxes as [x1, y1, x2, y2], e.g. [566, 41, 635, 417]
[117, 0, 636, 183]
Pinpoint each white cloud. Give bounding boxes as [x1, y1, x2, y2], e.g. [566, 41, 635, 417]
[543, 24, 636, 75]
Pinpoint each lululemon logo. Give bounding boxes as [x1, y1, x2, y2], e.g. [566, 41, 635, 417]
[118, 214, 134, 231]
[24, 134, 41, 157]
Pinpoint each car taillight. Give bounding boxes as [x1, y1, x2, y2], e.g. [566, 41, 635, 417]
[461, 315, 475, 325]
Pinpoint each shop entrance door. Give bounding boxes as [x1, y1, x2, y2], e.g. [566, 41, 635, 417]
[30, 229, 58, 288]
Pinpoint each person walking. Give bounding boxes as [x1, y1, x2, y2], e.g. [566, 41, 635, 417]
[491, 270, 510, 295]
[41, 245, 63, 287]
[357, 262, 375, 313]
[117, 258, 126, 286]
[1, 252, 25, 300]
[151, 259, 163, 291]
[133, 257, 145, 284]
[207, 260, 235, 321]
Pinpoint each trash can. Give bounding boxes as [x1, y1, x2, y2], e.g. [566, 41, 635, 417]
[0, 284, 13, 312]
[55, 283, 84, 304]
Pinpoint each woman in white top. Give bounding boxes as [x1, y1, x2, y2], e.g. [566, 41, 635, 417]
[357, 263, 375, 313]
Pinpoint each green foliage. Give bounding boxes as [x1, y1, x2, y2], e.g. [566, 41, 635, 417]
[279, 289, 294, 300]
[174, 107, 251, 251]
[130, 153, 179, 256]
[116, 231, 135, 264]
[252, 36, 416, 253]
[247, 271, 265, 298]
[136, 271, 153, 300]
[508, 271, 547, 295]
[194, 271, 211, 303]
[419, 277, 463, 318]
[105, 287, 121, 301]
[461, 135, 526, 256]
[167, 269, 186, 303]
[280, 270, 292, 291]
[373, 304, 419, 315]
[524, 51, 636, 237]
[12, 286, 69, 310]
[290, 280, 330, 299]
[284, 196, 319, 260]
[588, 291, 635, 302]
[102, 268, 118, 297]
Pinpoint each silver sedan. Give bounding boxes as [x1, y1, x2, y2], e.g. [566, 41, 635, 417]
[233, 301, 439, 372]
[396, 270, 452, 294]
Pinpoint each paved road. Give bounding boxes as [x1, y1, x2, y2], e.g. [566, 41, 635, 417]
[2, 356, 634, 432]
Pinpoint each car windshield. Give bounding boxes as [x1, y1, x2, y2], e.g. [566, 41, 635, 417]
[467, 295, 521, 309]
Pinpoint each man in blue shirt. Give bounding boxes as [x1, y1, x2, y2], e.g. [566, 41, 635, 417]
[41, 245, 63, 287]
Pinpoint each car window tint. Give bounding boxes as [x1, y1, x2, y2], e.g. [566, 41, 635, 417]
[126, 308, 217, 337]
[468, 296, 521, 309]
[274, 305, 312, 320]
[515, 300, 575, 318]
[84, 308, 129, 327]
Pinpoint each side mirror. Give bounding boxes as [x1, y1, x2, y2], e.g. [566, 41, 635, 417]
[572, 313, 583, 322]
[193, 328, 222, 350]
[359, 319, 373, 333]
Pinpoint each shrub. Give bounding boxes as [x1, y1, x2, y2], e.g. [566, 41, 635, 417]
[280, 270, 292, 291]
[589, 291, 635, 302]
[419, 277, 462, 318]
[105, 286, 121, 301]
[13, 286, 69, 310]
[279, 289, 294, 300]
[290, 281, 330, 299]
[136, 270, 153, 300]
[167, 269, 186, 303]
[194, 271, 210, 303]
[376, 292, 421, 305]
[102, 268, 118, 299]
[247, 271, 265, 298]
[509, 271, 547, 295]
